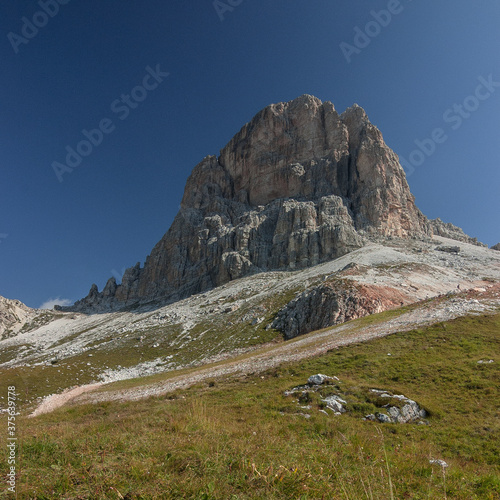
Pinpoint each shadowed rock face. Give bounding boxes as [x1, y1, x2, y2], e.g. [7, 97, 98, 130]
[271, 280, 409, 340]
[63, 95, 432, 312]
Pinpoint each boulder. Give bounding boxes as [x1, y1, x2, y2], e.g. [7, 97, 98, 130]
[365, 390, 427, 424]
[322, 395, 346, 413]
[436, 245, 460, 254]
[307, 374, 337, 385]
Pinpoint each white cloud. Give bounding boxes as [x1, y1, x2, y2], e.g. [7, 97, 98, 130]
[39, 297, 73, 310]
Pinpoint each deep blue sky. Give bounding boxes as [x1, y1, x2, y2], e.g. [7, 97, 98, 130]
[1, 0, 499, 308]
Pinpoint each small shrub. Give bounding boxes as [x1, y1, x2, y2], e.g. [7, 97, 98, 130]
[349, 402, 377, 415]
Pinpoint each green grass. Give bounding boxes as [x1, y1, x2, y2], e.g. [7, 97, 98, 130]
[2, 313, 499, 498]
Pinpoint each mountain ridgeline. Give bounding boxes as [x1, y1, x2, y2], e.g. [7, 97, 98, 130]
[62, 95, 462, 312]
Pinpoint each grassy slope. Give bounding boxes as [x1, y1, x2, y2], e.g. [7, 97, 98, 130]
[3, 313, 500, 499]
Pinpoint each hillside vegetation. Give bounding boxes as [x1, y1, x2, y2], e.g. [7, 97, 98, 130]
[5, 313, 499, 499]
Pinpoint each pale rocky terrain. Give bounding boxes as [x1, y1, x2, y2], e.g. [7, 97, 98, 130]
[0, 296, 53, 338]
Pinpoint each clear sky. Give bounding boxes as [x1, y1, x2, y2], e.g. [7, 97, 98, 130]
[1, 0, 499, 309]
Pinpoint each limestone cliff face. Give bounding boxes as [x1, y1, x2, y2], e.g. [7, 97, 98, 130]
[65, 95, 432, 312]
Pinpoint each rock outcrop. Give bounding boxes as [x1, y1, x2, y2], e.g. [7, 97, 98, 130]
[63, 95, 435, 312]
[491, 243, 500, 251]
[430, 218, 486, 247]
[435, 245, 460, 254]
[271, 280, 408, 339]
[0, 296, 45, 338]
[365, 389, 427, 424]
[284, 377, 427, 423]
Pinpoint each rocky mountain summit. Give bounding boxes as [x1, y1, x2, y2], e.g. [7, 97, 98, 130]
[62, 95, 480, 312]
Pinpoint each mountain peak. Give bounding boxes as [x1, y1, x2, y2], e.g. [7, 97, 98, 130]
[282, 93, 324, 107]
[341, 102, 368, 120]
[62, 96, 432, 312]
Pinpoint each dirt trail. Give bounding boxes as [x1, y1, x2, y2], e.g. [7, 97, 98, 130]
[29, 383, 102, 417]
